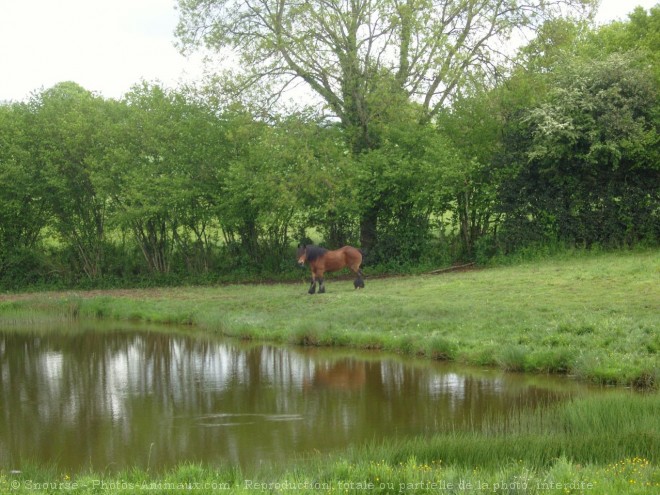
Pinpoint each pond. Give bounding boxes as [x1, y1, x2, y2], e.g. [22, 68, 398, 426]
[0, 323, 594, 472]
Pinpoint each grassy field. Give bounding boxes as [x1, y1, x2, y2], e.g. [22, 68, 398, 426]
[1, 249, 658, 388]
[1, 250, 659, 493]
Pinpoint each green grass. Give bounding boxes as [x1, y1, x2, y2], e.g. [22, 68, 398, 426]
[2, 249, 657, 388]
[2, 393, 658, 494]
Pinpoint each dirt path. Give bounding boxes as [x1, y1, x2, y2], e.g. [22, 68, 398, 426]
[0, 264, 481, 303]
[0, 288, 174, 302]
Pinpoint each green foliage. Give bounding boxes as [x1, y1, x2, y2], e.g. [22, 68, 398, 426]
[176, 0, 597, 255]
[0, 103, 51, 283]
[498, 52, 659, 250]
[27, 82, 114, 280]
[436, 7, 660, 258]
[108, 83, 227, 274]
[436, 91, 505, 257]
[217, 111, 353, 269]
[357, 103, 460, 264]
[176, 0, 597, 123]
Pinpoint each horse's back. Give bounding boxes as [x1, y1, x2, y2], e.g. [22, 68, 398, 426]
[339, 245, 362, 267]
[317, 246, 360, 272]
[340, 245, 362, 259]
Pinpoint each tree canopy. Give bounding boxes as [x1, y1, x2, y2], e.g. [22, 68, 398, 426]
[176, 0, 596, 137]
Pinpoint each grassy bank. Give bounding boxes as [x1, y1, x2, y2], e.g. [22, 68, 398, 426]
[2, 249, 657, 388]
[2, 393, 658, 494]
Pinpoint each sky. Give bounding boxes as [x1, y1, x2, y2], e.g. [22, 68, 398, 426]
[0, 0, 657, 103]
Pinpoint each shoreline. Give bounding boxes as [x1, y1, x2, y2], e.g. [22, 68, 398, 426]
[1, 251, 657, 390]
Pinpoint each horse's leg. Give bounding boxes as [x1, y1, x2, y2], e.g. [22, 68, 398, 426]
[308, 270, 317, 294]
[352, 264, 365, 289]
[318, 269, 326, 293]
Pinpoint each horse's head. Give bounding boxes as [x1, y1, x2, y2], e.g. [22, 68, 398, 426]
[296, 244, 307, 267]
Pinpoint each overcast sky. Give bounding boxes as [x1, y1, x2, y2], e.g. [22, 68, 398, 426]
[0, 0, 657, 102]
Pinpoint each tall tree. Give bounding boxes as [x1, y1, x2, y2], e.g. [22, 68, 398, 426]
[28, 82, 113, 279]
[108, 83, 224, 274]
[498, 52, 659, 247]
[177, 0, 596, 249]
[437, 17, 589, 256]
[177, 0, 595, 125]
[0, 102, 50, 283]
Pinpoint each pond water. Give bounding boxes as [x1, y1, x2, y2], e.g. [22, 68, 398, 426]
[0, 324, 593, 471]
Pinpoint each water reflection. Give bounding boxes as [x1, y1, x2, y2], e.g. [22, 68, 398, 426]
[0, 327, 585, 471]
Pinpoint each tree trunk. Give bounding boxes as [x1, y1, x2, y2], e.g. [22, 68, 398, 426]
[359, 206, 378, 252]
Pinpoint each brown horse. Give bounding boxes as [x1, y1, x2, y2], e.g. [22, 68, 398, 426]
[297, 244, 364, 294]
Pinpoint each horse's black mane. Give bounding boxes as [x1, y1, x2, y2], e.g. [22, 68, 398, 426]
[305, 245, 328, 261]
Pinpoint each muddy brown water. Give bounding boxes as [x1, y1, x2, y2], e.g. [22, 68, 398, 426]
[0, 323, 593, 472]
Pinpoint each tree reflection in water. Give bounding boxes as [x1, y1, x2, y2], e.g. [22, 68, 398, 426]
[0, 327, 583, 471]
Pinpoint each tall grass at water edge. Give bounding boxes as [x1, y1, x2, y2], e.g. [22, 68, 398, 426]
[1, 393, 658, 494]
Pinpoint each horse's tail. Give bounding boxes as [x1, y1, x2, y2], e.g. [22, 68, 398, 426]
[358, 248, 367, 266]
